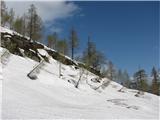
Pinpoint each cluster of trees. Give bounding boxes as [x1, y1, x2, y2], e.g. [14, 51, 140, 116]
[46, 27, 107, 79]
[116, 69, 130, 87]
[133, 67, 159, 95]
[1, 1, 107, 74]
[1, 1, 43, 41]
[101, 61, 159, 95]
[82, 36, 106, 71]
[46, 28, 107, 71]
[1, 2, 159, 95]
[121, 67, 160, 95]
[1, 1, 107, 78]
[47, 32, 69, 56]
[133, 69, 148, 91]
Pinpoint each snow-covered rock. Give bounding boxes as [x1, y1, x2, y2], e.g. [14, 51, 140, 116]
[37, 49, 49, 57]
[0, 26, 13, 35]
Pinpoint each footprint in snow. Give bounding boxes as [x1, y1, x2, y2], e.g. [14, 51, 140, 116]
[107, 99, 139, 110]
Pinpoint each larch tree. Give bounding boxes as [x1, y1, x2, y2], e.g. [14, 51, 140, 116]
[56, 39, 68, 78]
[133, 69, 148, 91]
[82, 36, 106, 72]
[13, 16, 23, 34]
[70, 27, 79, 60]
[47, 32, 58, 50]
[27, 4, 35, 40]
[57, 39, 68, 55]
[116, 69, 123, 84]
[151, 67, 159, 95]
[53, 32, 58, 50]
[32, 13, 43, 41]
[1, 0, 10, 26]
[27, 4, 43, 41]
[123, 70, 130, 88]
[92, 50, 106, 71]
[82, 36, 96, 68]
[106, 61, 116, 81]
[21, 13, 27, 37]
[8, 8, 15, 29]
[47, 35, 54, 49]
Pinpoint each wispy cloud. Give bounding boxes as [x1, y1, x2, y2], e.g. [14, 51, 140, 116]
[5, 1, 80, 33]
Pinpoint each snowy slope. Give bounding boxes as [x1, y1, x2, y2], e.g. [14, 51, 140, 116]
[0, 47, 159, 119]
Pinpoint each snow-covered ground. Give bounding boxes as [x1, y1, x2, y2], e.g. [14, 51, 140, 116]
[0, 47, 159, 119]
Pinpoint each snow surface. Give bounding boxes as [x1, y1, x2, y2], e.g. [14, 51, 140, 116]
[0, 47, 159, 119]
[37, 49, 49, 57]
[0, 26, 13, 35]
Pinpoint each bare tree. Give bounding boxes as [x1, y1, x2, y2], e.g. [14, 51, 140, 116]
[82, 37, 106, 71]
[27, 4, 43, 41]
[1, 1, 10, 26]
[151, 67, 159, 95]
[106, 61, 116, 80]
[8, 8, 15, 29]
[70, 27, 79, 60]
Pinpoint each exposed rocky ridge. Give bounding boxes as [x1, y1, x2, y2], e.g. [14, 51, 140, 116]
[1, 28, 102, 76]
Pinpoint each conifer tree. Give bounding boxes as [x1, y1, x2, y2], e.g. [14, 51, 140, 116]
[116, 69, 123, 84]
[27, 4, 43, 41]
[82, 36, 106, 72]
[56, 39, 68, 78]
[21, 13, 27, 37]
[53, 32, 58, 50]
[151, 67, 159, 95]
[27, 4, 35, 40]
[133, 69, 148, 91]
[47, 32, 58, 50]
[83, 36, 96, 67]
[123, 70, 130, 88]
[106, 61, 116, 80]
[57, 39, 68, 55]
[1, 1, 10, 26]
[8, 8, 15, 29]
[13, 17, 23, 34]
[70, 27, 78, 60]
[47, 35, 54, 49]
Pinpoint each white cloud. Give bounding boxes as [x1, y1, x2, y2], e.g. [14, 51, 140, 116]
[5, 0, 79, 33]
[6, 1, 79, 22]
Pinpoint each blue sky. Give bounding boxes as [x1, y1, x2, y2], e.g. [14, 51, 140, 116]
[47, 1, 159, 76]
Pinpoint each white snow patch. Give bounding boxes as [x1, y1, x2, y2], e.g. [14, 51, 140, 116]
[0, 26, 13, 35]
[37, 49, 49, 57]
